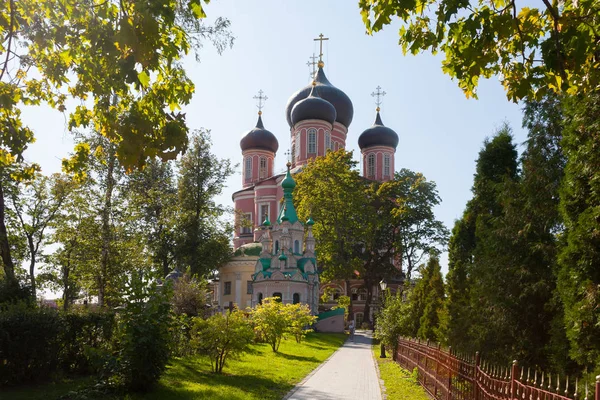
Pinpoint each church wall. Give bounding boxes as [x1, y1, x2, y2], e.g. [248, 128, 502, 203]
[291, 119, 336, 168]
[332, 121, 348, 150]
[219, 257, 257, 312]
[253, 181, 279, 241]
[361, 145, 395, 182]
[241, 149, 275, 188]
[252, 280, 315, 307]
[233, 195, 255, 248]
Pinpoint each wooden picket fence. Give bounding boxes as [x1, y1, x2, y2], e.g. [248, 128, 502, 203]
[395, 337, 600, 400]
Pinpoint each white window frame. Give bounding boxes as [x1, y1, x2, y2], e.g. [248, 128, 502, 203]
[245, 156, 252, 181]
[384, 154, 390, 177]
[259, 157, 268, 179]
[307, 129, 317, 154]
[367, 154, 376, 178]
[260, 204, 270, 225]
[325, 131, 331, 151]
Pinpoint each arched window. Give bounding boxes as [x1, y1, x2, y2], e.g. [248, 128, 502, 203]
[272, 292, 282, 302]
[291, 144, 296, 164]
[334, 142, 339, 151]
[295, 132, 301, 158]
[294, 240, 300, 254]
[367, 154, 376, 178]
[274, 240, 279, 254]
[325, 131, 331, 151]
[257, 292, 263, 305]
[308, 129, 317, 154]
[384, 154, 391, 177]
[293, 293, 300, 304]
[245, 157, 252, 181]
[260, 157, 268, 179]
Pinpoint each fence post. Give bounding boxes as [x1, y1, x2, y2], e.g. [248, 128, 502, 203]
[424, 339, 429, 388]
[595, 375, 599, 400]
[510, 360, 518, 400]
[447, 346, 452, 400]
[474, 352, 480, 400]
[434, 343, 441, 398]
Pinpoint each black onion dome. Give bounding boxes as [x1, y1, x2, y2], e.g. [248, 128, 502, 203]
[291, 85, 337, 125]
[358, 112, 399, 150]
[285, 67, 354, 128]
[240, 115, 279, 153]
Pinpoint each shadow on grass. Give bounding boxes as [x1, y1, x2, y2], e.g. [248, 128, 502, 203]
[275, 351, 320, 363]
[139, 358, 295, 400]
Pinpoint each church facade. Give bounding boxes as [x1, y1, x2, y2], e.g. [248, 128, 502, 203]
[217, 52, 401, 324]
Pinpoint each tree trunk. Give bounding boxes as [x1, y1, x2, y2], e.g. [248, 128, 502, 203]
[363, 281, 373, 325]
[99, 146, 116, 307]
[27, 235, 36, 299]
[0, 180, 17, 289]
[345, 279, 354, 321]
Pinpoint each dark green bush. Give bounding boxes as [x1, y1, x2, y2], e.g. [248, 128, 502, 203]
[0, 305, 115, 386]
[0, 305, 62, 385]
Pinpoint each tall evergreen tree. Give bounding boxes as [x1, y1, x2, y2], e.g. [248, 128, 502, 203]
[417, 255, 445, 342]
[558, 91, 600, 370]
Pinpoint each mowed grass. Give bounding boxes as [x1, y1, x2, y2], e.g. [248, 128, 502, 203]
[1, 333, 347, 400]
[373, 342, 431, 400]
[138, 332, 346, 400]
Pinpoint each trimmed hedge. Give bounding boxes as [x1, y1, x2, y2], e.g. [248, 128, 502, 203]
[0, 306, 114, 386]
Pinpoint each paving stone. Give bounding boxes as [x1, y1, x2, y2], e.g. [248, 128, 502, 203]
[286, 330, 382, 400]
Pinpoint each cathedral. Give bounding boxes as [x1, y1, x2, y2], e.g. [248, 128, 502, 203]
[216, 39, 400, 326]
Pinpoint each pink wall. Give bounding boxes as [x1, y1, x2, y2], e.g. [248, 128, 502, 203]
[290, 120, 347, 168]
[242, 149, 275, 188]
[362, 145, 395, 182]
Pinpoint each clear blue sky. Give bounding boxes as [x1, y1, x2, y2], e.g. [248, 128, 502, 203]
[22, 0, 527, 275]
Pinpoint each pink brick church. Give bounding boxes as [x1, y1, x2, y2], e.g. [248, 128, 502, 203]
[217, 47, 400, 327]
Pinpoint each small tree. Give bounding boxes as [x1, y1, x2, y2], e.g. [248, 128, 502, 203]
[286, 303, 317, 344]
[251, 297, 291, 352]
[112, 274, 172, 392]
[191, 309, 253, 374]
[171, 270, 208, 317]
[375, 291, 411, 360]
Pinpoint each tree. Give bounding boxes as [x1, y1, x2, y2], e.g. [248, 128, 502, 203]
[375, 290, 411, 359]
[386, 169, 449, 280]
[360, 0, 600, 102]
[170, 270, 209, 317]
[417, 255, 445, 342]
[0, 0, 233, 292]
[126, 158, 178, 277]
[175, 130, 234, 277]
[445, 125, 519, 358]
[286, 303, 317, 344]
[558, 92, 600, 369]
[8, 173, 73, 299]
[251, 297, 291, 352]
[191, 309, 254, 374]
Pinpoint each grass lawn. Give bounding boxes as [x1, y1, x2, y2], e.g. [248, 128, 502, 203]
[372, 342, 430, 400]
[1, 333, 347, 400]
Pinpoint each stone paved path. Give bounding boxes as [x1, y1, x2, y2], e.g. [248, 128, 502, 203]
[286, 330, 382, 400]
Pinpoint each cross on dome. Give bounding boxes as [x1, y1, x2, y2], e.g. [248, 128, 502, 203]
[371, 86, 386, 111]
[313, 33, 329, 65]
[307, 54, 318, 79]
[253, 89, 268, 115]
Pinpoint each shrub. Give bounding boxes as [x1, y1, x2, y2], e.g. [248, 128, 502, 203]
[170, 270, 209, 317]
[252, 297, 291, 352]
[59, 310, 115, 374]
[111, 275, 172, 392]
[169, 313, 195, 357]
[0, 304, 62, 385]
[191, 309, 254, 373]
[286, 303, 317, 343]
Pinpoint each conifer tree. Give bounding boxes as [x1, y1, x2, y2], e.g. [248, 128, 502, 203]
[558, 92, 600, 369]
[417, 255, 445, 342]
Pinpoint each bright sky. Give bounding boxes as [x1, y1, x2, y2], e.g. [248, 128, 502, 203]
[21, 0, 527, 275]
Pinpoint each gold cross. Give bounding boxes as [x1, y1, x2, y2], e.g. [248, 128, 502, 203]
[313, 33, 329, 64]
[253, 90, 268, 114]
[371, 86, 386, 111]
